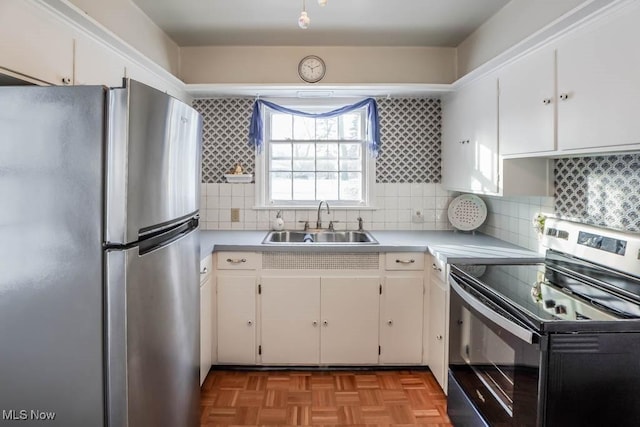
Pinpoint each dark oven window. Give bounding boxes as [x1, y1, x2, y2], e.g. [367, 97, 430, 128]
[449, 285, 541, 426]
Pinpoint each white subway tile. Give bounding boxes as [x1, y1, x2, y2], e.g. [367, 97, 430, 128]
[231, 197, 244, 208]
[218, 196, 231, 208]
[397, 184, 411, 197]
[410, 183, 423, 197]
[231, 184, 244, 197]
[219, 184, 232, 196]
[206, 183, 219, 196]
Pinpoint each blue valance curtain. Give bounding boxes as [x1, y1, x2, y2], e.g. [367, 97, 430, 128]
[248, 98, 381, 157]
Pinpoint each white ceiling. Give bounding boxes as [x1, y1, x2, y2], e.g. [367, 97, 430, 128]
[131, 0, 511, 47]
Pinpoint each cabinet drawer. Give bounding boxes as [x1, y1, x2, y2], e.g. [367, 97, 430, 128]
[385, 253, 425, 271]
[216, 252, 260, 270]
[430, 255, 447, 283]
[200, 255, 212, 285]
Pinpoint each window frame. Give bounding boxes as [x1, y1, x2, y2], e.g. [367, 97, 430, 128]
[254, 102, 375, 209]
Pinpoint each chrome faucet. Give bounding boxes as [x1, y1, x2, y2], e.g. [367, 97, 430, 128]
[316, 200, 330, 229]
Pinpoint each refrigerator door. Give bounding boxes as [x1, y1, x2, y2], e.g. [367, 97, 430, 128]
[0, 86, 105, 426]
[105, 79, 203, 245]
[105, 226, 200, 427]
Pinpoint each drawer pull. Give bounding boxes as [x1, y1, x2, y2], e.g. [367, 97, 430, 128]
[227, 258, 247, 264]
[322, 320, 328, 326]
[312, 320, 318, 327]
[395, 259, 415, 264]
[387, 319, 393, 326]
[432, 263, 442, 272]
[200, 267, 208, 274]
[436, 335, 443, 340]
[247, 320, 253, 326]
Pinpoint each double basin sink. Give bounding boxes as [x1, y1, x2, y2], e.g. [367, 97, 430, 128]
[262, 230, 379, 245]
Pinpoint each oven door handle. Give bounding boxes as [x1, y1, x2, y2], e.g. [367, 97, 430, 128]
[450, 276, 535, 344]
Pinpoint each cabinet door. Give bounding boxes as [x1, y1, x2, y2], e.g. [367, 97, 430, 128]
[380, 276, 424, 364]
[260, 276, 321, 364]
[442, 75, 499, 194]
[217, 275, 256, 364]
[74, 32, 126, 87]
[428, 278, 449, 393]
[499, 48, 556, 155]
[0, 0, 73, 85]
[556, 3, 640, 152]
[199, 278, 212, 385]
[441, 90, 471, 191]
[320, 277, 379, 364]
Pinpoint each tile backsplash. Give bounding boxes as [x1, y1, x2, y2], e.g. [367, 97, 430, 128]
[479, 196, 555, 253]
[554, 154, 640, 232]
[200, 183, 454, 231]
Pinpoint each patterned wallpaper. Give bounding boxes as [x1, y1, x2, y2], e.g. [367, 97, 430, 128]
[192, 98, 441, 184]
[554, 154, 640, 232]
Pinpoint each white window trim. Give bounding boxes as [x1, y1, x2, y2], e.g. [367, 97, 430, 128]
[254, 102, 376, 210]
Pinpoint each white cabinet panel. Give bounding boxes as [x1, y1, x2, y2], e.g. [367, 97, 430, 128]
[260, 276, 321, 364]
[320, 277, 380, 364]
[217, 275, 256, 364]
[428, 275, 449, 393]
[199, 277, 212, 385]
[0, 0, 73, 85]
[499, 48, 556, 155]
[74, 33, 126, 87]
[380, 276, 424, 364]
[556, 3, 640, 152]
[442, 75, 499, 194]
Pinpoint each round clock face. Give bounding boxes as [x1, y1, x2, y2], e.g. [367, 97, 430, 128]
[298, 55, 326, 83]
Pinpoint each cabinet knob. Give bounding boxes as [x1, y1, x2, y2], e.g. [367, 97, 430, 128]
[312, 320, 318, 327]
[200, 267, 208, 274]
[542, 98, 552, 105]
[436, 335, 443, 340]
[322, 320, 328, 326]
[432, 263, 442, 272]
[61, 77, 71, 85]
[396, 259, 415, 264]
[559, 93, 569, 101]
[247, 320, 253, 326]
[387, 320, 393, 326]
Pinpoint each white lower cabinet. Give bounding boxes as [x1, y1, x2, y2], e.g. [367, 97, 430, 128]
[260, 275, 379, 365]
[320, 277, 380, 364]
[216, 274, 257, 364]
[260, 276, 321, 364]
[380, 276, 424, 364]
[199, 255, 213, 385]
[428, 256, 449, 393]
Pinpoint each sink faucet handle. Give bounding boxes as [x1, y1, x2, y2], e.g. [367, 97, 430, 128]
[298, 220, 310, 231]
[357, 217, 364, 231]
[328, 220, 339, 231]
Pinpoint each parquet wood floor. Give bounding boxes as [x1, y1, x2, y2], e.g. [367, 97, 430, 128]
[200, 369, 452, 427]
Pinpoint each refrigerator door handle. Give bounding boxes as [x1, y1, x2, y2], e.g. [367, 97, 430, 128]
[138, 217, 198, 256]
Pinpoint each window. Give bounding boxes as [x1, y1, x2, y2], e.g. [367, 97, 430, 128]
[255, 104, 374, 208]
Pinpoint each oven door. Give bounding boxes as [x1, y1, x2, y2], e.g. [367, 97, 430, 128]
[448, 274, 543, 427]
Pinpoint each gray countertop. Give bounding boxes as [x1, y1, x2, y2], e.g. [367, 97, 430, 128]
[199, 229, 544, 264]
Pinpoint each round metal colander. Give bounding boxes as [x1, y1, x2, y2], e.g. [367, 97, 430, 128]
[447, 194, 487, 231]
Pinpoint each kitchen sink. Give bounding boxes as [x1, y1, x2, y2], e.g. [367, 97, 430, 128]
[262, 230, 379, 245]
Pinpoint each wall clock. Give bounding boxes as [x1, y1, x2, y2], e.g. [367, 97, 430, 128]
[298, 55, 326, 83]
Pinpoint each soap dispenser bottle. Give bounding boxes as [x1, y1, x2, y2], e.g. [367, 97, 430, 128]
[272, 210, 284, 231]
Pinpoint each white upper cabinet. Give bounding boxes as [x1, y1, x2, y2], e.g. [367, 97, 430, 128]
[441, 74, 499, 194]
[555, 2, 640, 153]
[498, 48, 556, 156]
[0, 0, 73, 85]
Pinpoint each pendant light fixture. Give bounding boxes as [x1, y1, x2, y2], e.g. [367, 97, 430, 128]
[298, 0, 310, 29]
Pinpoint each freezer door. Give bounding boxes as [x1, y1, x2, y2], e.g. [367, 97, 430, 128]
[105, 227, 200, 427]
[105, 79, 203, 245]
[0, 85, 105, 426]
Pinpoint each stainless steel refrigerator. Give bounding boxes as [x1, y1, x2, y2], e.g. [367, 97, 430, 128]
[0, 79, 202, 427]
